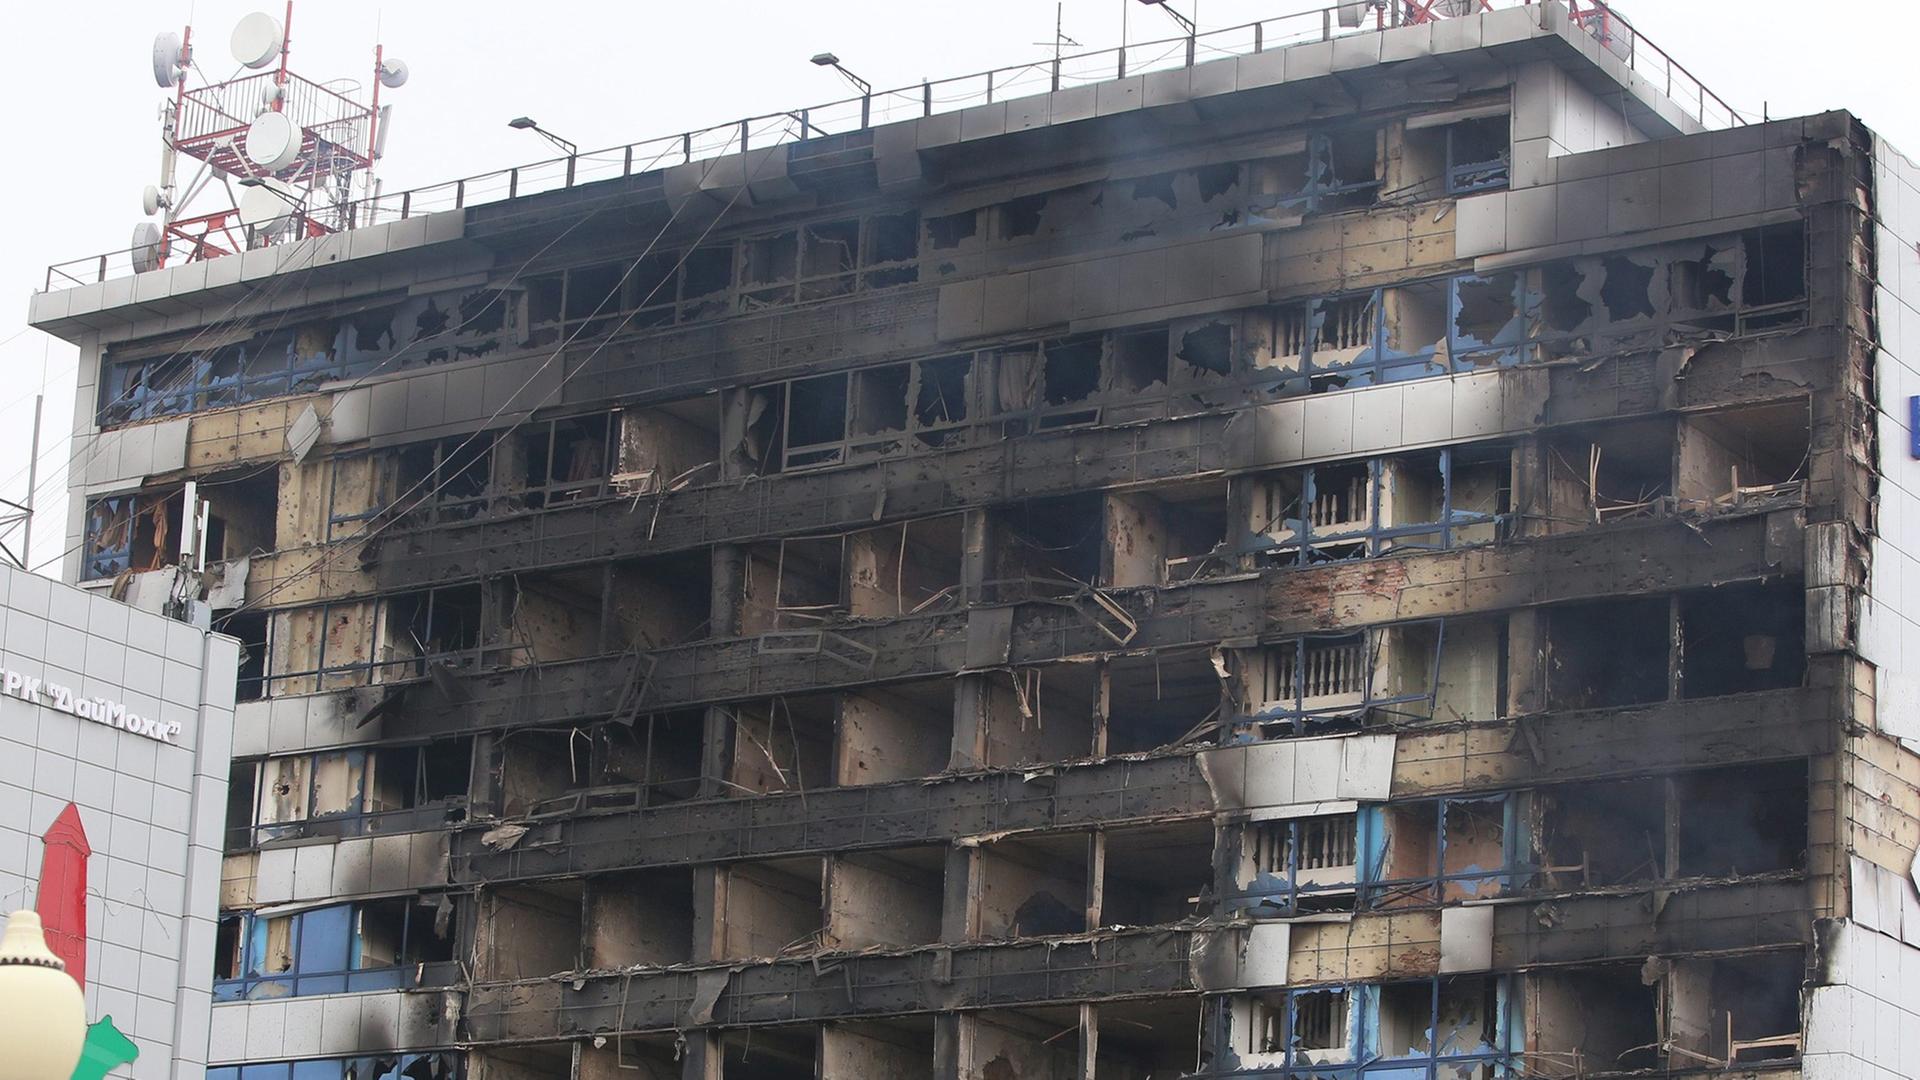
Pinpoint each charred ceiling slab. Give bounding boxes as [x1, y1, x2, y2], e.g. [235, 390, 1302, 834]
[457, 881, 1799, 1042]
[368, 335, 1816, 595]
[383, 512, 1799, 741]
[452, 753, 1212, 885]
[460, 926, 1197, 1043]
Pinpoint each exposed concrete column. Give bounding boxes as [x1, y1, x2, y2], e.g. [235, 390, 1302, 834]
[1505, 609, 1545, 716]
[1084, 830, 1106, 931]
[680, 1030, 723, 1080]
[701, 544, 748, 797]
[1076, 1004, 1100, 1080]
[933, 1013, 966, 1080]
[690, 865, 727, 965]
[951, 676, 990, 771]
[941, 845, 979, 943]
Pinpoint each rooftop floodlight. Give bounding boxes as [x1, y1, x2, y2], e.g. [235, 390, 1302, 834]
[1135, 0, 1196, 34]
[809, 51, 871, 96]
[506, 116, 577, 157]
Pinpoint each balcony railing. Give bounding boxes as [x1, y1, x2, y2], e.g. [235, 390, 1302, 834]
[43, 0, 1740, 292]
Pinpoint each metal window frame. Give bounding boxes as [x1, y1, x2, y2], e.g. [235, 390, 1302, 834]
[211, 900, 424, 1002]
[1253, 449, 1511, 568]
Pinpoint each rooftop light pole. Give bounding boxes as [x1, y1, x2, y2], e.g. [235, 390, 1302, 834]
[1134, 0, 1198, 65]
[811, 53, 873, 128]
[507, 117, 577, 157]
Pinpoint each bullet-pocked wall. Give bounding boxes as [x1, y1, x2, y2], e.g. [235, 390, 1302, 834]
[0, 561, 238, 1080]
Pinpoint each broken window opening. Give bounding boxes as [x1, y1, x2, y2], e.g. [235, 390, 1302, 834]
[799, 218, 860, 300]
[1239, 987, 1358, 1069]
[241, 740, 467, 847]
[1131, 171, 1179, 210]
[1445, 116, 1512, 194]
[393, 433, 496, 527]
[1680, 580, 1806, 698]
[976, 833, 1090, 940]
[213, 896, 456, 1001]
[1234, 812, 1362, 916]
[912, 354, 971, 446]
[997, 192, 1049, 240]
[783, 372, 851, 470]
[1538, 260, 1593, 337]
[507, 412, 613, 510]
[1675, 401, 1811, 511]
[1377, 976, 1507, 1065]
[1547, 419, 1676, 525]
[1105, 648, 1222, 754]
[1038, 335, 1104, 427]
[1451, 272, 1525, 364]
[925, 208, 980, 251]
[1364, 796, 1511, 909]
[716, 858, 826, 960]
[850, 363, 911, 439]
[612, 395, 722, 495]
[1102, 820, 1214, 927]
[1598, 255, 1658, 321]
[1535, 762, 1808, 891]
[744, 535, 847, 632]
[225, 609, 270, 702]
[993, 492, 1105, 600]
[1197, 161, 1241, 202]
[1245, 447, 1512, 567]
[1739, 222, 1808, 332]
[1113, 328, 1171, 393]
[1175, 320, 1234, 380]
[1543, 595, 1672, 710]
[847, 514, 964, 620]
[1106, 481, 1231, 588]
[206, 1052, 461, 1080]
[381, 583, 486, 680]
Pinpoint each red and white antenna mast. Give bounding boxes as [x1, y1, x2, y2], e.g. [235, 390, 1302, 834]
[137, 4, 408, 270]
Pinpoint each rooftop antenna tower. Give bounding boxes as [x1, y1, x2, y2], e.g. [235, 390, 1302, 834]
[139, 3, 409, 271]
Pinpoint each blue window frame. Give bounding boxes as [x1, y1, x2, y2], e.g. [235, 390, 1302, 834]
[207, 1052, 460, 1080]
[1219, 976, 1519, 1078]
[1444, 117, 1511, 195]
[1361, 796, 1518, 909]
[1244, 445, 1513, 567]
[213, 900, 432, 1001]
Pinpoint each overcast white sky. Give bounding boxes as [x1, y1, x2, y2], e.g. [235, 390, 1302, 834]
[0, 0, 1907, 574]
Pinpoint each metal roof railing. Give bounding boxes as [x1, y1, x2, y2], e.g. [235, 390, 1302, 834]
[42, 0, 1741, 294]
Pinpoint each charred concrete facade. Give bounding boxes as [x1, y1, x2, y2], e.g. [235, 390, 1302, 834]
[25, 3, 1920, 1078]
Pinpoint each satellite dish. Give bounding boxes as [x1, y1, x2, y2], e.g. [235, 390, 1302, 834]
[238, 182, 297, 230]
[377, 59, 409, 89]
[230, 12, 283, 70]
[245, 111, 301, 172]
[151, 31, 182, 87]
[131, 222, 164, 273]
[141, 185, 163, 216]
[260, 83, 283, 109]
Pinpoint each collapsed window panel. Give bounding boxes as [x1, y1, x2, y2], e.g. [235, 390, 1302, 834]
[834, 680, 954, 785]
[213, 897, 455, 1000]
[79, 471, 272, 582]
[727, 695, 836, 796]
[821, 1017, 935, 1078]
[1101, 820, 1213, 927]
[744, 535, 846, 632]
[99, 284, 519, 427]
[993, 492, 1105, 598]
[380, 583, 485, 679]
[982, 663, 1100, 769]
[969, 1009, 1081, 1080]
[1533, 762, 1808, 889]
[475, 880, 581, 980]
[1674, 401, 1811, 510]
[1105, 648, 1221, 754]
[1243, 447, 1512, 566]
[1679, 580, 1805, 698]
[847, 514, 964, 619]
[976, 832, 1088, 940]
[826, 846, 946, 950]
[1546, 418, 1676, 525]
[1234, 812, 1362, 916]
[717, 858, 824, 961]
[1106, 480, 1231, 588]
[502, 412, 614, 510]
[585, 868, 695, 968]
[1092, 998, 1205, 1078]
[590, 710, 705, 806]
[1543, 595, 1672, 710]
[1246, 129, 1381, 216]
[1367, 797, 1510, 909]
[237, 738, 471, 847]
[393, 433, 496, 527]
[206, 1053, 461, 1080]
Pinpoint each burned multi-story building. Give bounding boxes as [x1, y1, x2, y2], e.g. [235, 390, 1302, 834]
[25, 2, 1920, 1077]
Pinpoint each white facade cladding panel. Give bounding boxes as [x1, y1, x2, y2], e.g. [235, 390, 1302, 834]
[0, 561, 238, 1080]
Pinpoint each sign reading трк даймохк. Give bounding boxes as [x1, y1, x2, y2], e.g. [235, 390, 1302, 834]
[1, 666, 184, 743]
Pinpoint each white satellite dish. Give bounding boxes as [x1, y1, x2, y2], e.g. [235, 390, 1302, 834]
[377, 58, 409, 89]
[151, 31, 182, 88]
[230, 12, 283, 70]
[238, 181, 297, 230]
[141, 185, 163, 216]
[131, 222, 164, 273]
[245, 111, 301, 172]
[260, 83, 283, 109]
